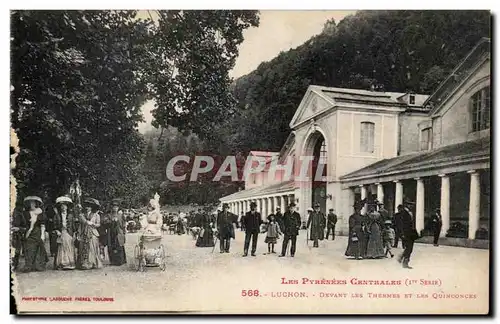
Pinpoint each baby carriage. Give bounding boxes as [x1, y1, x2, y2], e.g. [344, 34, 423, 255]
[133, 193, 166, 272]
[133, 231, 166, 272]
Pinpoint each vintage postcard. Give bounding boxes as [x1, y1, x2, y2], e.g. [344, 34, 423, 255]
[10, 10, 491, 314]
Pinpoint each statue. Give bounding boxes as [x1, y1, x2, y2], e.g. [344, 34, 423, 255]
[142, 193, 163, 236]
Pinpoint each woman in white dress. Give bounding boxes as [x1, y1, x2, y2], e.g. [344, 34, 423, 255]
[53, 196, 76, 270]
[21, 196, 48, 272]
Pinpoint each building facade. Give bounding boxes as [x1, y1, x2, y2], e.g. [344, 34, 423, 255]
[220, 38, 490, 241]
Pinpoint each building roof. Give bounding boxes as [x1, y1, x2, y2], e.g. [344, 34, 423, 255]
[340, 136, 490, 181]
[320, 88, 407, 106]
[220, 180, 295, 202]
[425, 38, 491, 114]
[249, 151, 278, 157]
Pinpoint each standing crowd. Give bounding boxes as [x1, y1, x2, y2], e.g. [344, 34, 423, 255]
[345, 199, 420, 269]
[13, 193, 432, 273]
[201, 201, 338, 258]
[12, 195, 127, 273]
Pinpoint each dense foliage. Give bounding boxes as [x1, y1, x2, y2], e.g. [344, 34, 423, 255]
[11, 10, 258, 208]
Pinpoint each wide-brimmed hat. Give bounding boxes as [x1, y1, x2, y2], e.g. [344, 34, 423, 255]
[276, 206, 281, 210]
[329, 208, 334, 211]
[23, 196, 43, 206]
[307, 207, 313, 212]
[83, 198, 100, 208]
[403, 198, 415, 205]
[222, 203, 229, 209]
[289, 202, 296, 207]
[384, 220, 392, 225]
[55, 196, 73, 205]
[111, 199, 121, 207]
[313, 202, 320, 208]
[250, 202, 257, 208]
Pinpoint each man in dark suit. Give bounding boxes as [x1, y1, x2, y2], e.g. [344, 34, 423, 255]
[393, 205, 405, 249]
[241, 202, 262, 257]
[397, 200, 418, 269]
[326, 208, 337, 240]
[279, 203, 302, 257]
[431, 207, 443, 246]
[307, 202, 325, 248]
[217, 203, 238, 253]
[274, 206, 284, 231]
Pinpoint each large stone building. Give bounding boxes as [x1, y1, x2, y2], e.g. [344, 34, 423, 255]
[220, 38, 490, 241]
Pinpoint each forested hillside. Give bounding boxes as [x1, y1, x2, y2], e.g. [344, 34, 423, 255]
[224, 10, 491, 152]
[143, 10, 490, 206]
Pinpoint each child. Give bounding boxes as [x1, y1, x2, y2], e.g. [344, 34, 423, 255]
[264, 215, 282, 254]
[382, 220, 395, 258]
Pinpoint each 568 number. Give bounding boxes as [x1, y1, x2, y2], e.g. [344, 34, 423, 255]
[241, 289, 260, 297]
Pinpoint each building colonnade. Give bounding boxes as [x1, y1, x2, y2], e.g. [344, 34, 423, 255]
[350, 169, 485, 240]
[226, 193, 295, 221]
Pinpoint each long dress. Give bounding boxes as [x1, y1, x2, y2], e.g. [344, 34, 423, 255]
[307, 211, 325, 241]
[344, 213, 366, 259]
[365, 211, 386, 258]
[108, 213, 127, 266]
[23, 209, 49, 272]
[77, 212, 103, 270]
[54, 211, 76, 270]
[195, 214, 215, 247]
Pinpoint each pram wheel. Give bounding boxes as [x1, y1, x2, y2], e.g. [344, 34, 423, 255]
[134, 245, 144, 272]
[158, 244, 166, 271]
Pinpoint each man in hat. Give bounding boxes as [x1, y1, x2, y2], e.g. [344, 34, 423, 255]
[307, 202, 325, 248]
[279, 203, 301, 257]
[392, 205, 405, 249]
[239, 211, 245, 231]
[274, 206, 284, 232]
[430, 207, 443, 246]
[398, 199, 418, 269]
[241, 202, 262, 256]
[217, 203, 238, 253]
[378, 202, 390, 223]
[326, 208, 337, 240]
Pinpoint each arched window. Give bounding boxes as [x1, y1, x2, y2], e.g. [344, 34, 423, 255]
[319, 140, 327, 164]
[420, 127, 432, 151]
[471, 86, 490, 132]
[360, 122, 375, 153]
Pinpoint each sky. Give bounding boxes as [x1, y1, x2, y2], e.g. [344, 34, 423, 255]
[138, 10, 356, 133]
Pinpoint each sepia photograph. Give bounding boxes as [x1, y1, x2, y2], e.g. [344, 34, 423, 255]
[9, 8, 491, 314]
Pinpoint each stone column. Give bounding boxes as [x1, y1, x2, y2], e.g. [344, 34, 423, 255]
[415, 178, 425, 234]
[468, 170, 481, 239]
[376, 183, 384, 205]
[360, 185, 367, 214]
[439, 174, 450, 238]
[262, 197, 268, 219]
[280, 195, 286, 212]
[256, 199, 261, 216]
[394, 180, 403, 210]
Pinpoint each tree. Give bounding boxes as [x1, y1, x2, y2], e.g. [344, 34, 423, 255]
[11, 10, 259, 207]
[147, 10, 260, 141]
